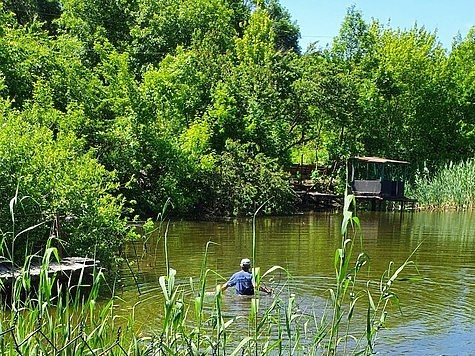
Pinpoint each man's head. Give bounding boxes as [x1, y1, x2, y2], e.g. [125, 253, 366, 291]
[240, 258, 252, 270]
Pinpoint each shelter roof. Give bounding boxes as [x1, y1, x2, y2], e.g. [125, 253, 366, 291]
[350, 156, 409, 164]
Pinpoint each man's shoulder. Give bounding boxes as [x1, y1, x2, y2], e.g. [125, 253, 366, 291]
[235, 270, 251, 278]
[230, 270, 245, 279]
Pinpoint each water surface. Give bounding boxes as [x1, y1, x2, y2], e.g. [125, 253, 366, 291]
[118, 211, 475, 354]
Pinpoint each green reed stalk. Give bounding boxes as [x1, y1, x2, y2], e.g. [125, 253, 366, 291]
[0, 195, 136, 355]
[250, 202, 265, 355]
[321, 192, 422, 355]
[410, 159, 475, 209]
[326, 194, 360, 354]
[193, 240, 218, 352]
[1, 190, 423, 355]
[245, 200, 291, 355]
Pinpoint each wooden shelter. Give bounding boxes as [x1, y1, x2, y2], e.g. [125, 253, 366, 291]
[290, 157, 416, 211]
[349, 156, 409, 198]
[348, 156, 417, 211]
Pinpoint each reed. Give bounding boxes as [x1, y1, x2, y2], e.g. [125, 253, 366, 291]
[410, 159, 475, 209]
[143, 194, 420, 355]
[0, 193, 137, 355]
[319, 194, 422, 354]
[0, 264, 140, 355]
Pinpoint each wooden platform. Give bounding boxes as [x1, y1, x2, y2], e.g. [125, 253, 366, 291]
[0, 257, 100, 301]
[353, 194, 417, 211]
[296, 191, 343, 210]
[296, 191, 417, 211]
[0, 257, 97, 279]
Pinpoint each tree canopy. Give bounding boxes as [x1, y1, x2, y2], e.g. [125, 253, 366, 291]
[1, 1, 475, 261]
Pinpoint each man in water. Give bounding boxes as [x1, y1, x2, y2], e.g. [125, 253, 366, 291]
[221, 258, 271, 295]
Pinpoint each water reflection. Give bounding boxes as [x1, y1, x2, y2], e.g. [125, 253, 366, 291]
[118, 211, 475, 354]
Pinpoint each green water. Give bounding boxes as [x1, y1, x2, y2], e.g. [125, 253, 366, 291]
[116, 211, 475, 354]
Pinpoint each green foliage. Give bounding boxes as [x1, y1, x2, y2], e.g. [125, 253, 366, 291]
[214, 8, 296, 163]
[448, 28, 475, 154]
[59, 0, 135, 50]
[0, 19, 53, 107]
[211, 140, 295, 216]
[266, 0, 301, 53]
[2, 0, 61, 32]
[130, 0, 237, 70]
[2, 0, 475, 224]
[139, 49, 210, 139]
[0, 109, 131, 268]
[358, 24, 457, 165]
[409, 159, 475, 209]
[331, 5, 376, 64]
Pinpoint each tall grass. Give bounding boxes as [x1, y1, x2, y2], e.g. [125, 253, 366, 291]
[410, 159, 475, 209]
[0, 192, 138, 355]
[0, 190, 420, 355]
[320, 194, 421, 354]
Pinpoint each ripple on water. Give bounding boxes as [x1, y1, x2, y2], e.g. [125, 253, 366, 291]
[118, 212, 475, 353]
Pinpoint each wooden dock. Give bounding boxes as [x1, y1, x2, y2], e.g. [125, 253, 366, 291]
[0, 257, 100, 300]
[296, 191, 343, 210]
[296, 191, 417, 211]
[352, 194, 417, 211]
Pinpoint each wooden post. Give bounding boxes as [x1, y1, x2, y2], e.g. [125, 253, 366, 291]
[54, 213, 63, 259]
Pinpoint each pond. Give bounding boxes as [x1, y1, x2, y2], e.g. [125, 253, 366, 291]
[117, 210, 475, 354]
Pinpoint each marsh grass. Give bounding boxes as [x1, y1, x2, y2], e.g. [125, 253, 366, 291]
[136, 194, 421, 355]
[410, 159, 475, 209]
[0, 190, 421, 355]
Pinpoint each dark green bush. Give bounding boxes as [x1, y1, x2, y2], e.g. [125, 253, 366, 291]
[209, 140, 296, 216]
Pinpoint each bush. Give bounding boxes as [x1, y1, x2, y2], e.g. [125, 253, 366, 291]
[209, 140, 296, 216]
[0, 109, 132, 268]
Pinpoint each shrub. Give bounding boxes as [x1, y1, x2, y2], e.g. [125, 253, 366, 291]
[209, 140, 296, 216]
[0, 108, 132, 268]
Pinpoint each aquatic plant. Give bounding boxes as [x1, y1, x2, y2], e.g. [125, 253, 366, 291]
[0, 195, 137, 354]
[319, 194, 421, 354]
[410, 159, 475, 209]
[136, 194, 421, 355]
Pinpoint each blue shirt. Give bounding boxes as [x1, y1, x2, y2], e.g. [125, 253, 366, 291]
[226, 270, 254, 295]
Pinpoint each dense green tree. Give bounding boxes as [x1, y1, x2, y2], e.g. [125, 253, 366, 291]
[212, 7, 293, 161]
[331, 5, 376, 65]
[0, 102, 132, 268]
[2, 0, 61, 33]
[2, 0, 475, 228]
[0, 15, 54, 108]
[264, 0, 301, 53]
[359, 26, 456, 166]
[210, 140, 295, 216]
[130, 0, 237, 71]
[58, 0, 135, 50]
[291, 50, 363, 187]
[448, 28, 475, 156]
